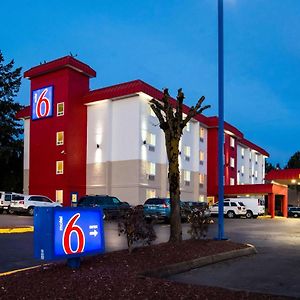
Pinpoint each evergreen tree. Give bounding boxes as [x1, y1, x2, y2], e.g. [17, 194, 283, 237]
[286, 151, 300, 169]
[0, 51, 23, 192]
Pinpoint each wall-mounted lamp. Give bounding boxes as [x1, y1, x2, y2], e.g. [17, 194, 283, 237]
[143, 140, 147, 145]
[96, 144, 100, 149]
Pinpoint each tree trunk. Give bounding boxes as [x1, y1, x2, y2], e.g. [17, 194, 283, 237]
[167, 137, 182, 243]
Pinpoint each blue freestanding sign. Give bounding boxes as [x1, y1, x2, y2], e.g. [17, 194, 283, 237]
[34, 207, 105, 262]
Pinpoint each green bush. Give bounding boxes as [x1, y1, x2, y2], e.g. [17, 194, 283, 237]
[118, 205, 156, 253]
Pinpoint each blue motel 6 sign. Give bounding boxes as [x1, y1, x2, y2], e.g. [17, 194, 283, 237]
[31, 86, 54, 120]
[34, 207, 105, 261]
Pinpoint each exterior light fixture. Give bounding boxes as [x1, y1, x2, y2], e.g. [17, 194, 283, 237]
[143, 140, 147, 145]
[96, 144, 100, 149]
[291, 179, 296, 184]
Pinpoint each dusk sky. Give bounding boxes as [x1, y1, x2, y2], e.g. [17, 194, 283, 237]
[1, 0, 299, 166]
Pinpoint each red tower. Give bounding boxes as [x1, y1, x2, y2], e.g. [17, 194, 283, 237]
[24, 56, 96, 205]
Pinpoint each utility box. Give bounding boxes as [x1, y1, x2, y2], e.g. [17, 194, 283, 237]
[34, 207, 105, 261]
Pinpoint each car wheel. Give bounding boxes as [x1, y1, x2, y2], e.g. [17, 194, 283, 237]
[227, 211, 235, 219]
[28, 207, 34, 216]
[245, 210, 253, 219]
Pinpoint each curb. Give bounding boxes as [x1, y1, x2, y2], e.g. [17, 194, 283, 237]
[140, 244, 257, 278]
[0, 226, 34, 234]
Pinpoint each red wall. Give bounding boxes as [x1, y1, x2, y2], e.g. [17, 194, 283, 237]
[207, 129, 237, 200]
[28, 68, 90, 205]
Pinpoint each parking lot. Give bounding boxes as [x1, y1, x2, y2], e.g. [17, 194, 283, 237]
[1, 215, 300, 297]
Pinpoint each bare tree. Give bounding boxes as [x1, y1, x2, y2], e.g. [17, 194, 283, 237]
[150, 88, 210, 242]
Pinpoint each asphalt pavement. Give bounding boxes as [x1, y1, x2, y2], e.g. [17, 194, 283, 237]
[170, 217, 300, 298]
[2, 214, 300, 298]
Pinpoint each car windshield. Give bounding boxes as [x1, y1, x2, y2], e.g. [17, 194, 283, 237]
[238, 202, 245, 206]
[145, 198, 167, 205]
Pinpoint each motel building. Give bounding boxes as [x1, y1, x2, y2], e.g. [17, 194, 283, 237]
[16, 56, 291, 217]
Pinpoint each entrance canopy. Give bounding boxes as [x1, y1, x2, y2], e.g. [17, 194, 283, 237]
[266, 169, 300, 186]
[223, 183, 288, 218]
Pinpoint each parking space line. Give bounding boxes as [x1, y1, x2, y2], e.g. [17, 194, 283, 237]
[0, 226, 34, 234]
[0, 264, 46, 277]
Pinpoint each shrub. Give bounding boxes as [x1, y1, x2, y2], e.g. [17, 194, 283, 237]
[187, 208, 212, 240]
[118, 205, 156, 253]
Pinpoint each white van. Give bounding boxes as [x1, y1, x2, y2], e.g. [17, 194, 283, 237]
[225, 198, 265, 219]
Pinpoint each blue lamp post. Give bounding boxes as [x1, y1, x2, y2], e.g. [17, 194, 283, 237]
[217, 0, 226, 240]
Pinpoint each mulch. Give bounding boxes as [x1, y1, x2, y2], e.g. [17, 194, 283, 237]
[0, 240, 293, 299]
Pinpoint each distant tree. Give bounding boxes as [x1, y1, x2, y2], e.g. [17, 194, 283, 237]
[150, 88, 210, 243]
[286, 151, 300, 169]
[265, 161, 281, 173]
[0, 51, 23, 192]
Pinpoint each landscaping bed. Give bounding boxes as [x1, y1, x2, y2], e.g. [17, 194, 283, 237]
[0, 240, 291, 299]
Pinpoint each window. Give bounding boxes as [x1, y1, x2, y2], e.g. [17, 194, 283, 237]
[241, 148, 245, 158]
[199, 195, 205, 202]
[230, 202, 237, 206]
[255, 153, 258, 164]
[146, 189, 156, 199]
[56, 190, 63, 203]
[199, 151, 204, 165]
[199, 173, 205, 186]
[230, 136, 235, 148]
[199, 127, 205, 142]
[56, 131, 64, 146]
[230, 178, 235, 185]
[224, 202, 229, 207]
[147, 162, 156, 180]
[255, 170, 258, 179]
[147, 133, 156, 151]
[249, 151, 252, 161]
[56, 161, 64, 174]
[184, 146, 191, 161]
[184, 170, 191, 186]
[230, 157, 235, 168]
[57, 102, 64, 116]
[241, 165, 245, 175]
[185, 122, 190, 132]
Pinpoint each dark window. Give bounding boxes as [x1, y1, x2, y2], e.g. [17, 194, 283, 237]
[5, 195, 11, 201]
[111, 197, 121, 205]
[145, 198, 166, 205]
[224, 202, 229, 207]
[230, 202, 237, 206]
[29, 196, 43, 202]
[12, 195, 24, 201]
[41, 197, 52, 203]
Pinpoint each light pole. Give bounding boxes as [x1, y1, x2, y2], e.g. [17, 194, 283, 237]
[217, 0, 226, 240]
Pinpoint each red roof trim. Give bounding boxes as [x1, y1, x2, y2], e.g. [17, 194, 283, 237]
[83, 79, 210, 124]
[239, 138, 269, 157]
[24, 56, 96, 79]
[16, 106, 30, 119]
[266, 169, 300, 181]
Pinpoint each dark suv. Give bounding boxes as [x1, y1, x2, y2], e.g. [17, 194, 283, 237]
[288, 207, 300, 218]
[77, 195, 130, 219]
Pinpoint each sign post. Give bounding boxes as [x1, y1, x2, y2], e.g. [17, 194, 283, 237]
[34, 207, 105, 268]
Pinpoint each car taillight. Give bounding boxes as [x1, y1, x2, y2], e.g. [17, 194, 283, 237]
[19, 201, 24, 204]
[238, 207, 241, 210]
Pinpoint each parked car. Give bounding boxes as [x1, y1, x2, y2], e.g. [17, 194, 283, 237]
[183, 201, 211, 217]
[0, 192, 25, 214]
[77, 195, 130, 219]
[210, 200, 246, 218]
[143, 198, 190, 222]
[224, 198, 265, 219]
[288, 207, 300, 218]
[10, 195, 62, 216]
